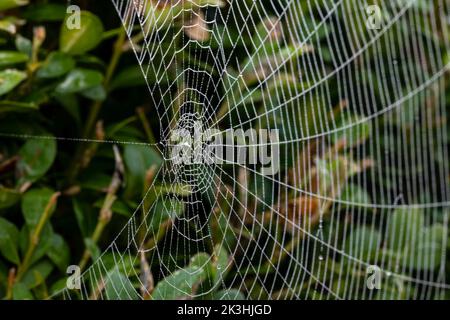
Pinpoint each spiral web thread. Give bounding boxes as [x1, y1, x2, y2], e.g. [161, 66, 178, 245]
[55, 0, 450, 300]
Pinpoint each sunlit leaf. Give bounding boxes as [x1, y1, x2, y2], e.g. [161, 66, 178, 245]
[17, 138, 57, 184]
[60, 11, 104, 55]
[0, 69, 26, 96]
[56, 69, 104, 94]
[36, 52, 75, 79]
[0, 217, 20, 264]
[0, 0, 28, 11]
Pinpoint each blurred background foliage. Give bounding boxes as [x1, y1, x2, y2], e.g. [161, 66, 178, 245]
[0, 0, 449, 300]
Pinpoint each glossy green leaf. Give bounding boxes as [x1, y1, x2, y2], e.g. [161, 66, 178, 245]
[15, 35, 32, 57]
[403, 224, 445, 271]
[47, 233, 70, 272]
[104, 267, 139, 300]
[0, 186, 21, 209]
[344, 226, 382, 261]
[0, 0, 28, 11]
[0, 101, 38, 115]
[0, 51, 29, 68]
[22, 4, 67, 22]
[152, 253, 210, 300]
[251, 17, 282, 55]
[0, 217, 20, 264]
[22, 260, 54, 289]
[124, 145, 163, 198]
[149, 199, 185, 233]
[332, 114, 371, 148]
[19, 223, 54, 267]
[17, 138, 57, 184]
[0, 69, 26, 96]
[211, 245, 230, 286]
[36, 52, 75, 79]
[339, 183, 372, 208]
[110, 66, 148, 90]
[0, 17, 24, 34]
[56, 69, 103, 94]
[80, 84, 106, 101]
[73, 198, 96, 239]
[12, 282, 33, 300]
[93, 199, 131, 218]
[386, 208, 424, 253]
[21, 188, 56, 229]
[84, 238, 100, 262]
[49, 278, 67, 296]
[60, 11, 104, 55]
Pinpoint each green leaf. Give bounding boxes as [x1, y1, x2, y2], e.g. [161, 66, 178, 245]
[36, 52, 75, 79]
[12, 282, 34, 300]
[251, 17, 282, 55]
[0, 100, 38, 115]
[73, 198, 96, 239]
[101, 253, 139, 275]
[53, 92, 81, 124]
[110, 66, 148, 90]
[22, 4, 67, 22]
[211, 245, 230, 288]
[84, 238, 100, 262]
[79, 172, 111, 192]
[0, 0, 28, 11]
[213, 289, 245, 300]
[0, 69, 26, 96]
[404, 224, 445, 271]
[104, 267, 139, 300]
[0, 186, 21, 209]
[80, 84, 106, 101]
[17, 138, 57, 184]
[0, 217, 20, 264]
[152, 253, 210, 300]
[56, 69, 104, 94]
[149, 199, 185, 233]
[0, 16, 23, 35]
[93, 199, 131, 218]
[19, 223, 54, 266]
[339, 183, 372, 208]
[49, 278, 67, 296]
[21, 260, 54, 289]
[386, 208, 424, 253]
[314, 156, 363, 196]
[332, 114, 371, 148]
[60, 11, 104, 55]
[15, 35, 32, 57]
[211, 209, 237, 250]
[21, 188, 56, 229]
[344, 226, 382, 261]
[47, 233, 70, 272]
[124, 145, 163, 198]
[0, 51, 29, 68]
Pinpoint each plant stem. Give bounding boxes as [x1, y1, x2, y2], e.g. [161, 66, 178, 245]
[83, 28, 127, 139]
[78, 146, 124, 271]
[78, 193, 116, 271]
[67, 29, 127, 184]
[136, 107, 157, 145]
[5, 268, 16, 300]
[16, 192, 61, 281]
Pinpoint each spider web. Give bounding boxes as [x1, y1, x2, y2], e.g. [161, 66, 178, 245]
[43, 0, 450, 300]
